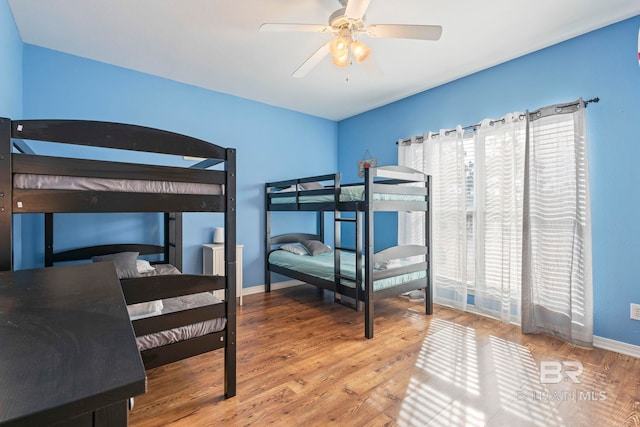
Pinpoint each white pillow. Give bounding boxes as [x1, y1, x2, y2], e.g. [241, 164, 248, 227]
[300, 182, 323, 190]
[128, 300, 163, 320]
[374, 259, 401, 270]
[136, 259, 156, 273]
[279, 185, 297, 192]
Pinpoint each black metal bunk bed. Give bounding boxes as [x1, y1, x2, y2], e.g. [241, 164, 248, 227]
[265, 165, 431, 338]
[0, 118, 237, 399]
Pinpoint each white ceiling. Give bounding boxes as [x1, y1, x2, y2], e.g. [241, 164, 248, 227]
[8, 0, 640, 121]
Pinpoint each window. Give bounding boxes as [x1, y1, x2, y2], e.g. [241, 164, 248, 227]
[399, 101, 592, 346]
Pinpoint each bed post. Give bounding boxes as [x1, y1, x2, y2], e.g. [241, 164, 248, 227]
[264, 183, 271, 292]
[224, 147, 237, 399]
[364, 166, 374, 339]
[165, 212, 183, 271]
[44, 213, 54, 267]
[333, 173, 341, 304]
[425, 176, 433, 315]
[0, 118, 11, 271]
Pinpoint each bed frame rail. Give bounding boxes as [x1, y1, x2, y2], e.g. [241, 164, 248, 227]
[266, 173, 339, 212]
[121, 274, 225, 304]
[372, 244, 428, 264]
[15, 190, 225, 213]
[268, 232, 322, 246]
[49, 243, 165, 265]
[11, 119, 227, 160]
[131, 303, 226, 337]
[141, 331, 226, 370]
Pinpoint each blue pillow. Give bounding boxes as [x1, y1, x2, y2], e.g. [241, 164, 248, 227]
[91, 251, 140, 279]
[280, 243, 309, 256]
[301, 240, 332, 256]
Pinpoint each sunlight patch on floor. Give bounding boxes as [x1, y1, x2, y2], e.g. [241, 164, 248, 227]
[399, 378, 486, 427]
[397, 318, 571, 426]
[415, 318, 480, 396]
[489, 336, 563, 426]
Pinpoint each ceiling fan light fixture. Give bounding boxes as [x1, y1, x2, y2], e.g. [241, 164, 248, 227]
[350, 40, 371, 63]
[332, 52, 349, 68]
[261, 0, 444, 78]
[329, 37, 349, 58]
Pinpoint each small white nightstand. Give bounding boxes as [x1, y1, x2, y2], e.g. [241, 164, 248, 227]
[202, 244, 244, 306]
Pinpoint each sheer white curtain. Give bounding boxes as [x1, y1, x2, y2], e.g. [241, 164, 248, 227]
[474, 114, 526, 323]
[521, 101, 593, 347]
[399, 127, 467, 311]
[398, 99, 593, 347]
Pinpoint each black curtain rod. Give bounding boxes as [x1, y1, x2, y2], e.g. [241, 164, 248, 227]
[396, 97, 600, 145]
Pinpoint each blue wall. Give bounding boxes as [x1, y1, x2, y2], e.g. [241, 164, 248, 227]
[338, 15, 640, 346]
[20, 44, 337, 288]
[0, 0, 21, 117]
[0, 0, 22, 268]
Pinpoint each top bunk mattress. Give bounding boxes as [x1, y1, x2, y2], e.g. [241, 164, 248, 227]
[271, 185, 423, 204]
[13, 174, 223, 195]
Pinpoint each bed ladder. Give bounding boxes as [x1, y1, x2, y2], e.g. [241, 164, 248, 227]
[333, 211, 362, 310]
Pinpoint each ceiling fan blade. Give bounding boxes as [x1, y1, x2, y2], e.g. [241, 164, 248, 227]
[292, 42, 331, 78]
[260, 23, 332, 33]
[366, 24, 443, 41]
[345, 0, 372, 20]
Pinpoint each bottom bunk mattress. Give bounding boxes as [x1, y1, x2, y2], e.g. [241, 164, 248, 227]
[127, 264, 227, 352]
[268, 250, 426, 292]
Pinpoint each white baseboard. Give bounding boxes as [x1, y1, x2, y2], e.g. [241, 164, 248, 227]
[242, 280, 303, 297]
[593, 336, 640, 358]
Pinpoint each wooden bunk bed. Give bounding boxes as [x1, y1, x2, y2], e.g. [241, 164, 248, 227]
[0, 117, 237, 399]
[265, 165, 431, 338]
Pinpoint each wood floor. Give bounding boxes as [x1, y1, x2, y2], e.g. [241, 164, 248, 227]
[129, 285, 640, 427]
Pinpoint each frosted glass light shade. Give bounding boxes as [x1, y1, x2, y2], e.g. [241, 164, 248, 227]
[329, 37, 349, 58]
[332, 53, 348, 67]
[213, 227, 225, 244]
[350, 41, 370, 63]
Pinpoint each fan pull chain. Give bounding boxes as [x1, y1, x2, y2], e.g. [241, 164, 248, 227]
[345, 57, 353, 82]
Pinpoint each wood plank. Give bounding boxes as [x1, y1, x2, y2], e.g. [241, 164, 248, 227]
[129, 285, 640, 427]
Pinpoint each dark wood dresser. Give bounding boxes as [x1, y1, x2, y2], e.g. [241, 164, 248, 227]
[0, 262, 146, 426]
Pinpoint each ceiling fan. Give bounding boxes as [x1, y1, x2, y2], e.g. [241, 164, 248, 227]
[259, 0, 443, 78]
